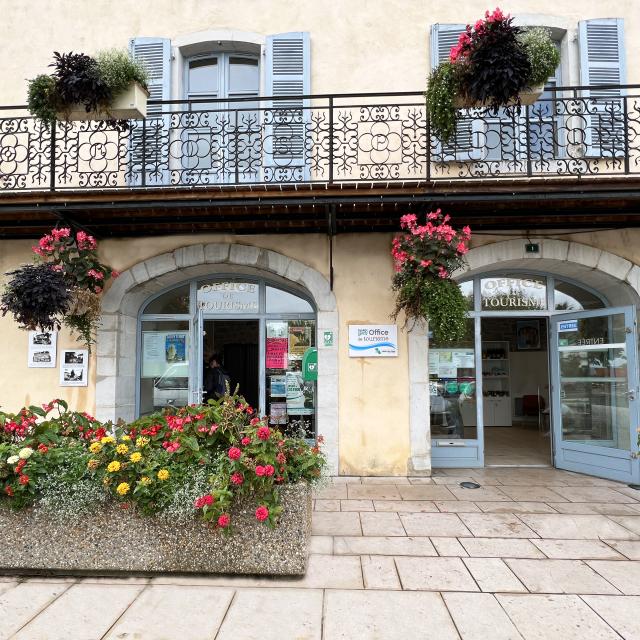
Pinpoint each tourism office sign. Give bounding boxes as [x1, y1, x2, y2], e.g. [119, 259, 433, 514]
[348, 325, 398, 357]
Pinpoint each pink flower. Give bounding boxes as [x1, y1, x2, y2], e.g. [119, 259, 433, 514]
[264, 464, 275, 477]
[87, 269, 104, 280]
[255, 506, 269, 521]
[276, 452, 286, 464]
[51, 264, 64, 272]
[241, 437, 251, 446]
[255, 465, 266, 477]
[76, 231, 97, 250]
[256, 426, 270, 441]
[462, 225, 472, 239]
[420, 259, 433, 268]
[250, 417, 260, 426]
[51, 227, 70, 240]
[228, 447, 242, 460]
[217, 514, 230, 528]
[456, 241, 469, 255]
[95, 287, 103, 294]
[204, 494, 213, 506]
[231, 472, 244, 485]
[438, 266, 449, 279]
[111, 270, 120, 279]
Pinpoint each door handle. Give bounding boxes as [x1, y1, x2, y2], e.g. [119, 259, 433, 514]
[627, 390, 636, 401]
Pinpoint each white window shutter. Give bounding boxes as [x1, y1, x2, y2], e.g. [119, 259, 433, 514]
[430, 24, 482, 162]
[578, 19, 626, 157]
[128, 37, 172, 185]
[265, 32, 310, 180]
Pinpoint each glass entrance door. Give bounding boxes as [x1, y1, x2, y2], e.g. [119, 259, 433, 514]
[550, 307, 640, 483]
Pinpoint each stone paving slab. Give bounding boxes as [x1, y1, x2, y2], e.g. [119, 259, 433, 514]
[2, 469, 640, 639]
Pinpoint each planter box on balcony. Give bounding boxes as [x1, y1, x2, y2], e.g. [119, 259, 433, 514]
[453, 84, 545, 109]
[0, 483, 311, 576]
[58, 81, 149, 121]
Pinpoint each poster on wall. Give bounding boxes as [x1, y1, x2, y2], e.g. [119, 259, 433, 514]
[288, 325, 311, 359]
[286, 371, 314, 415]
[59, 349, 88, 387]
[269, 402, 288, 425]
[27, 330, 57, 368]
[141, 331, 189, 378]
[266, 338, 288, 369]
[270, 375, 287, 397]
[165, 334, 186, 362]
[516, 320, 541, 350]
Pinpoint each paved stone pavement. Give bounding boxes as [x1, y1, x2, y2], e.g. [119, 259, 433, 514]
[2, 467, 640, 639]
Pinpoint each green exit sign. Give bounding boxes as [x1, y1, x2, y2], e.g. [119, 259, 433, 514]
[525, 243, 539, 253]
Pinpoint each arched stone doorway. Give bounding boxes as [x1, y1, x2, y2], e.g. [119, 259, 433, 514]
[96, 243, 339, 473]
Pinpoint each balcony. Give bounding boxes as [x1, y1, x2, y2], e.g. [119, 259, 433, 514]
[0, 86, 639, 237]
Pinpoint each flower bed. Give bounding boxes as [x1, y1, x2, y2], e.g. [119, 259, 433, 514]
[0, 395, 324, 576]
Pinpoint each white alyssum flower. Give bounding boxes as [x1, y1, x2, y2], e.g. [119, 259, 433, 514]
[18, 447, 34, 460]
[7, 455, 19, 465]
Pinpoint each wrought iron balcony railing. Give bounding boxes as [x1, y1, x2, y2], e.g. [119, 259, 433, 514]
[0, 85, 639, 192]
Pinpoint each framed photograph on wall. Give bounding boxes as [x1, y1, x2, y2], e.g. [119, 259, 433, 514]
[27, 330, 57, 368]
[516, 320, 541, 350]
[59, 349, 88, 386]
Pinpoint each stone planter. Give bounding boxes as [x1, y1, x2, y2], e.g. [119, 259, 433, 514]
[0, 483, 311, 576]
[59, 81, 149, 121]
[453, 84, 545, 109]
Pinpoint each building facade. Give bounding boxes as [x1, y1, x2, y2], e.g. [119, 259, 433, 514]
[1, 1, 640, 481]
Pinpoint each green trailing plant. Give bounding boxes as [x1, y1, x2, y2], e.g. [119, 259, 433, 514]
[26, 74, 60, 125]
[425, 62, 465, 144]
[0, 264, 70, 331]
[96, 49, 149, 97]
[391, 211, 471, 343]
[519, 27, 560, 86]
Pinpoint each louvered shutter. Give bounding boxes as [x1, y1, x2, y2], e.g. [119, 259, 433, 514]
[265, 32, 310, 181]
[128, 37, 172, 185]
[430, 24, 482, 161]
[578, 19, 627, 158]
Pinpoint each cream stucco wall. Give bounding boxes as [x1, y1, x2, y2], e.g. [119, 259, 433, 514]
[0, 232, 410, 476]
[1, 0, 639, 105]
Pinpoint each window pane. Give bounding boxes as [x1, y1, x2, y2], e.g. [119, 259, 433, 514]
[189, 57, 218, 94]
[265, 319, 316, 438]
[459, 280, 474, 310]
[266, 286, 314, 314]
[140, 320, 190, 415]
[555, 280, 604, 311]
[229, 57, 259, 93]
[481, 275, 547, 311]
[429, 319, 477, 440]
[143, 284, 190, 314]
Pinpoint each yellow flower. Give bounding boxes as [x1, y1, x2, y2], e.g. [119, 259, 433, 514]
[87, 458, 100, 470]
[140, 476, 152, 485]
[101, 436, 115, 444]
[116, 444, 129, 455]
[121, 435, 131, 441]
[136, 437, 149, 448]
[89, 442, 102, 454]
[116, 482, 130, 496]
[129, 452, 142, 463]
[157, 469, 169, 481]
[107, 461, 121, 473]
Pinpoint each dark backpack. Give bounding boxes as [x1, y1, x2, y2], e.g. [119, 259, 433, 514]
[215, 368, 231, 397]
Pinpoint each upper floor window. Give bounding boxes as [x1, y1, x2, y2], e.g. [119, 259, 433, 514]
[186, 53, 259, 103]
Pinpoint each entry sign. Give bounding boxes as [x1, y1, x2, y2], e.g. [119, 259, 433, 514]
[558, 320, 578, 332]
[348, 324, 398, 357]
[303, 348, 318, 381]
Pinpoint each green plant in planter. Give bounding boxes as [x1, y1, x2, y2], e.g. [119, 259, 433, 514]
[391, 211, 471, 343]
[96, 49, 149, 97]
[519, 28, 560, 86]
[27, 74, 60, 125]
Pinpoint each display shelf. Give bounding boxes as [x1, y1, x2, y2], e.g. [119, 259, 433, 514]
[481, 340, 512, 427]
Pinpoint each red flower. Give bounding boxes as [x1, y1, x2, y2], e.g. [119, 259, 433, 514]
[228, 447, 242, 460]
[264, 464, 275, 477]
[231, 472, 244, 485]
[257, 426, 270, 441]
[5, 486, 14, 497]
[16, 459, 26, 473]
[111, 270, 120, 279]
[250, 417, 260, 426]
[255, 506, 269, 521]
[217, 514, 230, 528]
[18, 474, 29, 485]
[276, 452, 286, 464]
[37, 444, 48, 454]
[255, 465, 266, 477]
[275, 475, 284, 483]
[241, 437, 251, 446]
